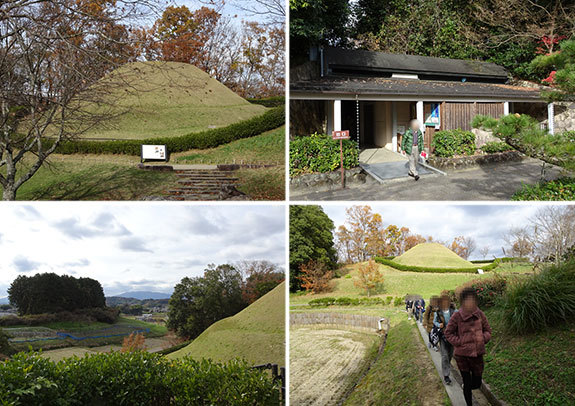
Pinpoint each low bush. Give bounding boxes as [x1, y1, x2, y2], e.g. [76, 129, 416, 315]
[480, 141, 514, 154]
[0, 351, 279, 405]
[308, 296, 401, 308]
[471, 114, 498, 129]
[393, 297, 404, 306]
[500, 261, 575, 333]
[246, 96, 285, 107]
[431, 129, 476, 157]
[48, 106, 284, 156]
[512, 177, 575, 201]
[290, 133, 359, 176]
[374, 257, 499, 273]
[456, 275, 507, 308]
[155, 340, 193, 356]
[0, 329, 12, 356]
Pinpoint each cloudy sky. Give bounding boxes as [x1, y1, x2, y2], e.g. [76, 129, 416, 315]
[321, 203, 558, 260]
[0, 204, 285, 298]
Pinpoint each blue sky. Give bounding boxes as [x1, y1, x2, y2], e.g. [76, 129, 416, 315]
[0, 204, 285, 298]
[321, 203, 552, 260]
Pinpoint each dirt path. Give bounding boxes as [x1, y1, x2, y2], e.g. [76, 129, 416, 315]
[290, 327, 377, 406]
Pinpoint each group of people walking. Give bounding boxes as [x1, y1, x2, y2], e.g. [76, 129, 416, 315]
[407, 288, 492, 406]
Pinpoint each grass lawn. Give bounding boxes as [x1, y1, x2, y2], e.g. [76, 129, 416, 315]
[169, 283, 285, 366]
[483, 307, 575, 405]
[173, 127, 285, 165]
[345, 311, 450, 406]
[13, 155, 179, 200]
[291, 261, 535, 306]
[236, 166, 285, 200]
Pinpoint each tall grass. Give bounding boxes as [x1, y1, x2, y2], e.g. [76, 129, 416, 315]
[501, 261, 575, 333]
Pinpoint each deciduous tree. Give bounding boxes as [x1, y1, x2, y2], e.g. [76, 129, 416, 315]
[354, 260, 384, 296]
[298, 260, 333, 294]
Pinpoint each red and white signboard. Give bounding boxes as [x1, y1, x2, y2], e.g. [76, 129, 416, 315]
[332, 130, 350, 140]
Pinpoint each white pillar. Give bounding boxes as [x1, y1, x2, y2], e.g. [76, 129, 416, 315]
[334, 99, 342, 131]
[504, 102, 510, 116]
[416, 101, 424, 130]
[392, 101, 398, 152]
[548, 103, 555, 134]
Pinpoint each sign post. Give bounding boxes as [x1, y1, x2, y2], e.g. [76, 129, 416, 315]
[332, 130, 350, 189]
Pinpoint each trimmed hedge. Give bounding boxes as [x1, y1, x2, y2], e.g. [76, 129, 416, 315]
[469, 257, 528, 264]
[48, 106, 284, 156]
[374, 257, 500, 273]
[246, 96, 285, 108]
[0, 351, 279, 405]
[155, 340, 192, 356]
[290, 133, 359, 176]
[308, 296, 399, 307]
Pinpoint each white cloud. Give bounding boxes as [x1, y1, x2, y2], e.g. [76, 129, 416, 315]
[0, 204, 285, 297]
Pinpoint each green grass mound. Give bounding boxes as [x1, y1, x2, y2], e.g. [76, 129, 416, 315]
[168, 283, 285, 366]
[74, 61, 266, 140]
[393, 243, 474, 268]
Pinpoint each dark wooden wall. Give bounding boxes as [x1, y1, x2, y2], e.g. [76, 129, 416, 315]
[441, 102, 504, 131]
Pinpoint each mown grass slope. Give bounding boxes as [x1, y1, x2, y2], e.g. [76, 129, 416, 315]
[71, 61, 266, 140]
[169, 283, 285, 366]
[393, 243, 474, 268]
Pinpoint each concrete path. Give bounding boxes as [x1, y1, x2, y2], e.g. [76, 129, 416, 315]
[416, 321, 468, 406]
[416, 321, 490, 406]
[360, 148, 407, 164]
[291, 159, 564, 201]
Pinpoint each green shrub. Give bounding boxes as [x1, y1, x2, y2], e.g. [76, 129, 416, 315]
[0, 351, 279, 405]
[0, 329, 12, 356]
[246, 96, 285, 107]
[393, 297, 404, 306]
[512, 177, 575, 201]
[48, 106, 284, 156]
[374, 257, 499, 273]
[481, 141, 514, 154]
[155, 340, 193, 356]
[471, 114, 498, 129]
[290, 133, 359, 176]
[432, 129, 476, 157]
[456, 275, 507, 308]
[307, 296, 399, 308]
[501, 261, 575, 333]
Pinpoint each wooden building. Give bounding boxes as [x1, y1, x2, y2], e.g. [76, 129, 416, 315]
[290, 48, 551, 153]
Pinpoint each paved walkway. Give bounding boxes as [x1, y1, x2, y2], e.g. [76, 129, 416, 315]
[291, 159, 564, 201]
[416, 320, 490, 406]
[360, 148, 407, 164]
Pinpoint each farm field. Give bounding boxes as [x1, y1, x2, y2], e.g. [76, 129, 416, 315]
[169, 282, 285, 366]
[290, 326, 379, 406]
[6, 317, 167, 353]
[290, 261, 534, 306]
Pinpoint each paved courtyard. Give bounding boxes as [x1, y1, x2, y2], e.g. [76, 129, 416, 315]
[290, 159, 565, 201]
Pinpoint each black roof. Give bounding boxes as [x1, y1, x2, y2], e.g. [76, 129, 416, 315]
[291, 77, 542, 100]
[323, 47, 509, 81]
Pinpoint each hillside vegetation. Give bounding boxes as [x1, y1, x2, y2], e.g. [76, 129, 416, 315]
[65, 61, 266, 140]
[393, 243, 474, 268]
[169, 282, 285, 366]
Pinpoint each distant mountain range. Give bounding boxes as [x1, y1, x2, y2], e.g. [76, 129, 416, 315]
[0, 297, 9, 305]
[111, 291, 171, 300]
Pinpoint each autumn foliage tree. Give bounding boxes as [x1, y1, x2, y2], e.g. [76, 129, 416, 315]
[449, 236, 477, 260]
[299, 260, 333, 294]
[121, 332, 146, 353]
[354, 260, 384, 296]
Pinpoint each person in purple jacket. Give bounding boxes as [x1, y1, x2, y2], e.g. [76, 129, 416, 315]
[444, 287, 492, 406]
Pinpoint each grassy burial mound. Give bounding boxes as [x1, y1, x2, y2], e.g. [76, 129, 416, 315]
[394, 243, 474, 268]
[376, 243, 487, 273]
[73, 61, 266, 140]
[169, 282, 285, 366]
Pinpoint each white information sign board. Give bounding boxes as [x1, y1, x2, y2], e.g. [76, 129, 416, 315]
[141, 145, 167, 162]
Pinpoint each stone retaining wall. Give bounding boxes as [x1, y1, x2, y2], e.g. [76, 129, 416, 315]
[553, 102, 575, 133]
[290, 167, 375, 193]
[428, 150, 525, 171]
[290, 312, 389, 333]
